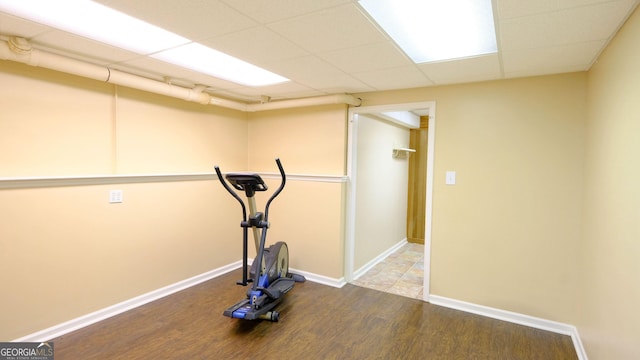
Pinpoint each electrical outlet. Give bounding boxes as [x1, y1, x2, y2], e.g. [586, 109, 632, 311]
[109, 190, 123, 203]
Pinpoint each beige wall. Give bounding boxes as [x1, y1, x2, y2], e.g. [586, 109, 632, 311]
[0, 63, 113, 176]
[0, 61, 248, 177]
[254, 178, 346, 277]
[354, 114, 410, 271]
[3, 7, 639, 355]
[355, 72, 587, 324]
[0, 59, 588, 341]
[247, 104, 347, 174]
[115, 87, 248, 174]
[0, 59, 348, 339]
[581, 6, 640, 360]
[0, 181, 241, 339]
[0, 61, 248, 340]
[247, 105, 348, 278]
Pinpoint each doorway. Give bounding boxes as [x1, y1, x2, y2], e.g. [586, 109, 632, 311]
[345, 101, 436, 301]
[407, 116, 429, 245]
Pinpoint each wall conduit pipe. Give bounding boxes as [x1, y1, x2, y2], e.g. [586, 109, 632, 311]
[0, 36, 247, 110]
[1, 36, 361, 112]
[245, 93, 361, 112]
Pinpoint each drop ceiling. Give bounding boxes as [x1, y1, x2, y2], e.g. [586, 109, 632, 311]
[0, 0, 638, 103]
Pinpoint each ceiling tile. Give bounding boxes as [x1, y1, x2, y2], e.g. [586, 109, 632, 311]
[115, 56, 243, 90]
[500, 1, 637, 51]
[0, 0, 637, 103]
[211, 80, 323, 101]
[319, 41, 412, 73]
[320, 81, 376, 94]
[201, 26, 308, 66]
[502, 41, 604, 74]
[215, 86, 327, 102]
[268, 4, 387, 54]
[498, 0, 623, 19]
[505, 64, 588, 79]
[0, 13, 50, 38]
[206, 89, 259, 103]
[269, 55, 373, 93]
[221, 0, 351, 23]
[31, 30, 139, 65]
[182, 71, 254, 90]
[94, 0, 257, 41]
[353, 65, 435, 91]
[418, 54, 502, 85]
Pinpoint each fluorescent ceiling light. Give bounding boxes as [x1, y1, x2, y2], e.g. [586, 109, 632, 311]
[152, 43, 289, 87]
[0, 0, 189, 54]
[0, 0, 289, 86]
[359, 0, 497, 63]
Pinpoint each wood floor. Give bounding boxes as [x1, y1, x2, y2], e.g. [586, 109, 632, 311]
[52, 269, 578, 359]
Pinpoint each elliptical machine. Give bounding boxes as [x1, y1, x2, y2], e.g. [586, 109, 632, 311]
[214, 158, 305, 321]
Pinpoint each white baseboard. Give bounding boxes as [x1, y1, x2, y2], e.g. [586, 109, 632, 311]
[429, 295, 588, 360]
[14, 261, 242, 342]
[353, 238, 408, 280]
[14, 261, 346, 342]
[289, 267, 346, 288]
[571, 328, 588, 360]
[245, 258, 346, 288]
[15, 262, 587, 360]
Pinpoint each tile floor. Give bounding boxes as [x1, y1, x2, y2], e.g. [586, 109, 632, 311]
[351, 242, 425, 300]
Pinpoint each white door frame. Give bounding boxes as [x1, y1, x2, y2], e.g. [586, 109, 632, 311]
[346, 101, 436, 301]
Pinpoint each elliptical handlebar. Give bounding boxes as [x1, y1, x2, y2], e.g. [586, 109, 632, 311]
[214, 164, 247, 221]
[214, 158, 286, 222]
[264, 158, 286, 222]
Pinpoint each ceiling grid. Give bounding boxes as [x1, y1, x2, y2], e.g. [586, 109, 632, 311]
[0, 0, 637, 103]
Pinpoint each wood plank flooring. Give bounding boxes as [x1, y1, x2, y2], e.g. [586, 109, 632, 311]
[52, 270, 578, 359]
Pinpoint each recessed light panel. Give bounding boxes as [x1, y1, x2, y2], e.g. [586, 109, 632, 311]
[0, 0, 289, 86]
[359, 0, 498, 63]
[152, 43, 289, 87]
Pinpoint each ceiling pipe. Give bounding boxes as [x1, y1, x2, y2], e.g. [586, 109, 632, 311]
[245, 93, 361, 112]
[0, 36, 228, 107]
[0, 36, 361, 112]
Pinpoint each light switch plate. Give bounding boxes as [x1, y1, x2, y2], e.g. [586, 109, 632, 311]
[445, 171, 456, 185]
[109, 190, 123, 203]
